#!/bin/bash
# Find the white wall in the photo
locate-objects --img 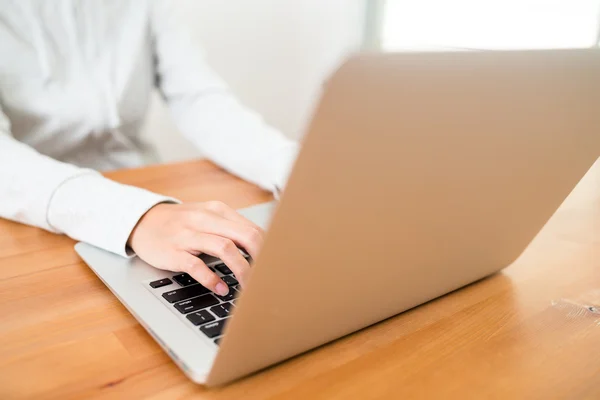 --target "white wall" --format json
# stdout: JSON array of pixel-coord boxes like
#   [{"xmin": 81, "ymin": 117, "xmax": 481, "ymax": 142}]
[
  {"xmin": 143, "ymin": 0, "xmax": 367, "ymax": 163},
  {"xmin": 381, "ymin": 0, "xmax": 600, "ymax": 51}
]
